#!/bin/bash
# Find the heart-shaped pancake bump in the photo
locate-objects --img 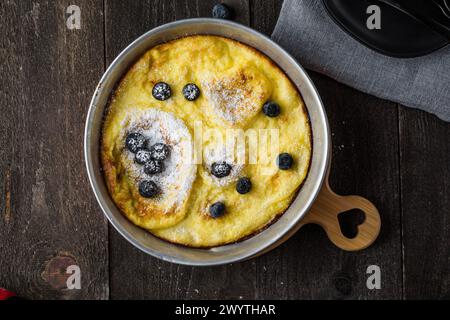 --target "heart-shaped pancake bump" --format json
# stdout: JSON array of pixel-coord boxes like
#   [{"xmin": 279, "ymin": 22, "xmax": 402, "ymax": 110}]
[
  {"xmin": 102, "ymin": 107, "xmax": 197, "ymax": 230},
  {"xmin": 202, "ymin": 67, "xmax": 272, "ymax": 127}
]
